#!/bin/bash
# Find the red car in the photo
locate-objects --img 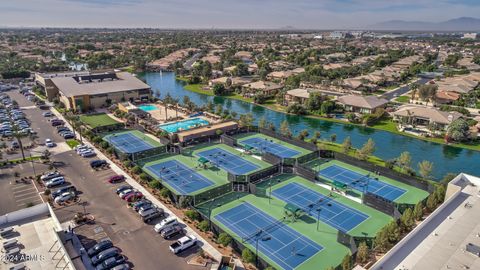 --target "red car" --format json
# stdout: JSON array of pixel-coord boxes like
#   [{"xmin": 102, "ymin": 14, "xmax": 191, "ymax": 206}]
[
  {"xmin": 108, "ymin": 174, "xmax": 125, "ymax": 183},
  {"xmin": 124, "ymin": 192, "xmax": 143, "ymax": 202}
]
